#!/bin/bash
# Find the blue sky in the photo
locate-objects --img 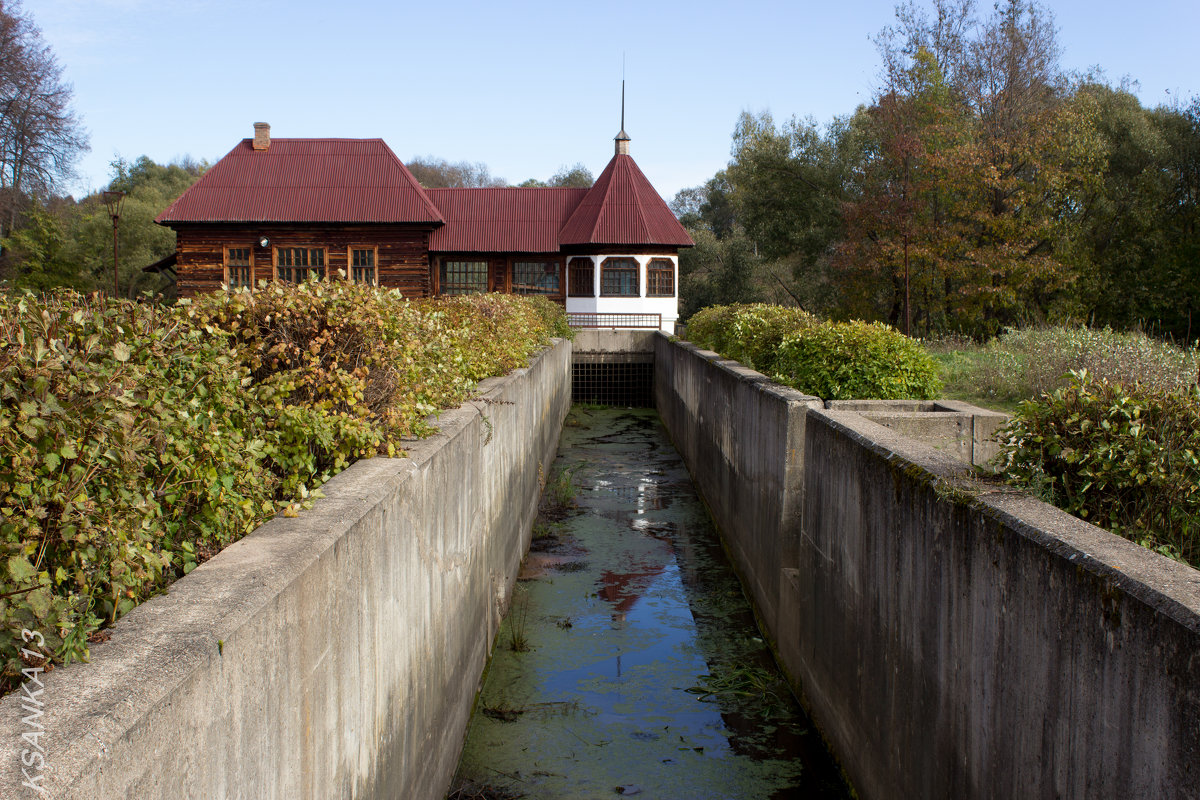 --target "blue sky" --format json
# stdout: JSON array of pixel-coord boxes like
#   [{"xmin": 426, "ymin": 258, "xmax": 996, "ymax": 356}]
[{"xmin": 31, "ymin": 0, "xmax": 1200, "ymax": 203}]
